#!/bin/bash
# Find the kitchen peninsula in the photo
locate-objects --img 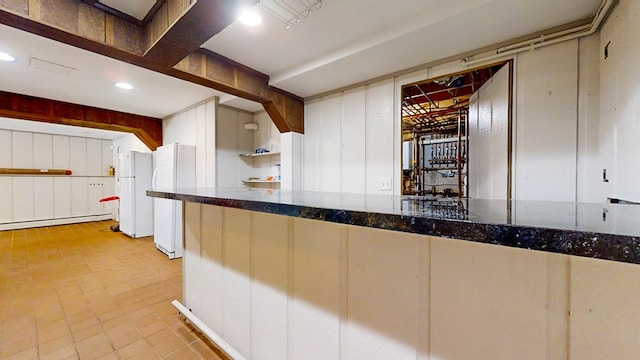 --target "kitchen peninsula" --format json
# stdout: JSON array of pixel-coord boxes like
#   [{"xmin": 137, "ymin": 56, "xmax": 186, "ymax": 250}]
[{"xmin": 148, "ymin": 187, "xmax": 640, "ymax": 359}]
